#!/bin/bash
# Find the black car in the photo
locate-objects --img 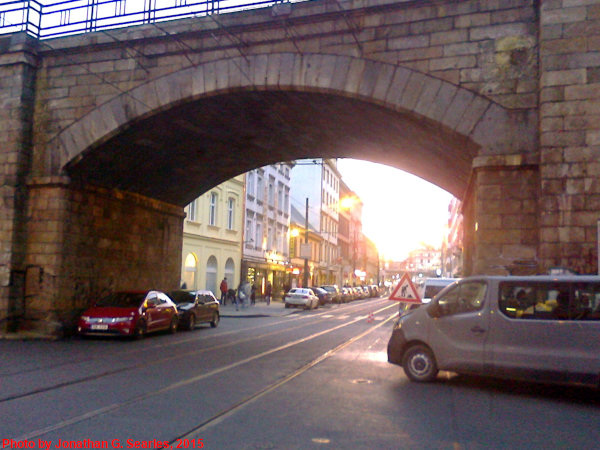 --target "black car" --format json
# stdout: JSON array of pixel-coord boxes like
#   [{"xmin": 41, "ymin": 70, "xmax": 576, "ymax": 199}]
[
  {"xmin": 168, "ymin": 290, "xmax": 220, "ymax": 330},
  {"xmin": 313, "ymin": 287, "xmax": 332, "ymax": 306},
  {"xmin": 320, "ymin": 285, "xmax": 341, "ymax": 303}
]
